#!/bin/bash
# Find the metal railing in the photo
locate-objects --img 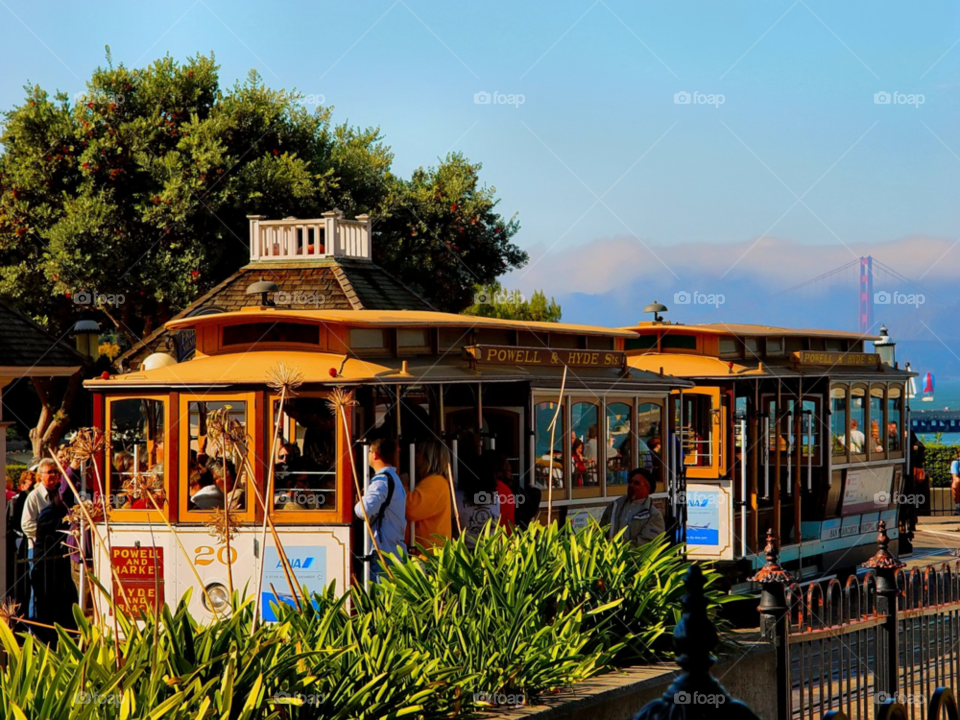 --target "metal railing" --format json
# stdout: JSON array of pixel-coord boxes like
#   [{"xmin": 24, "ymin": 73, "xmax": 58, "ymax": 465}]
[
  {"xmin": 756, "ymin": 524, "xmax": 960, "ymax": 720},
  {"xmin": 247, "ymin": 211, "xmax": 372, "ymax": 262}
]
